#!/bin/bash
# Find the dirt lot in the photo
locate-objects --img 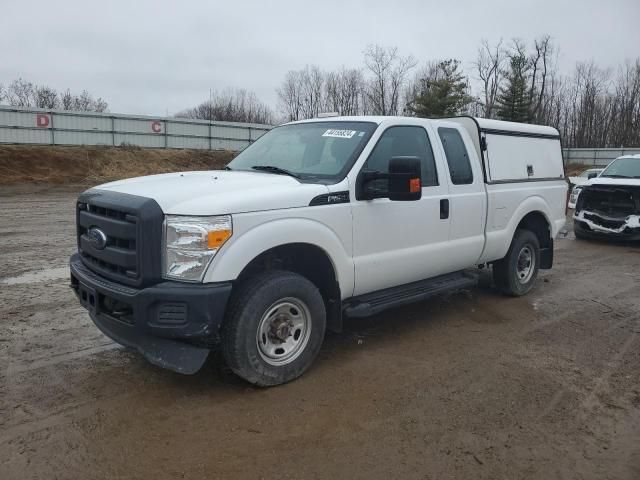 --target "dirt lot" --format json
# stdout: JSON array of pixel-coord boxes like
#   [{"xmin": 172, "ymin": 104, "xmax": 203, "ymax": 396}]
[{"xmin": 1, "ymin": 185, "xmax": 639, "ymax": 480}]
